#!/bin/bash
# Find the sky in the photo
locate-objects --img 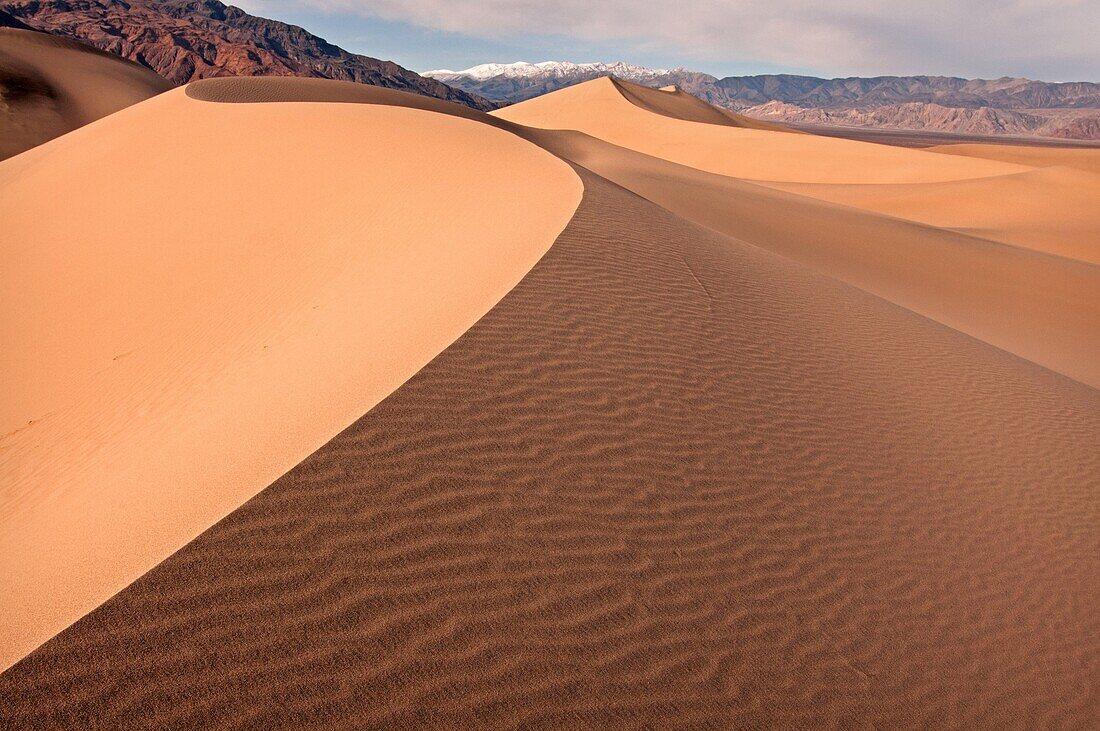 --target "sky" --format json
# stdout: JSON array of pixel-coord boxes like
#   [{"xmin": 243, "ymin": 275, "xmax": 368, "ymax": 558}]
[{"xmin": 233, "ymin": 0, "xmax": 1100, "ymax": 81}]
